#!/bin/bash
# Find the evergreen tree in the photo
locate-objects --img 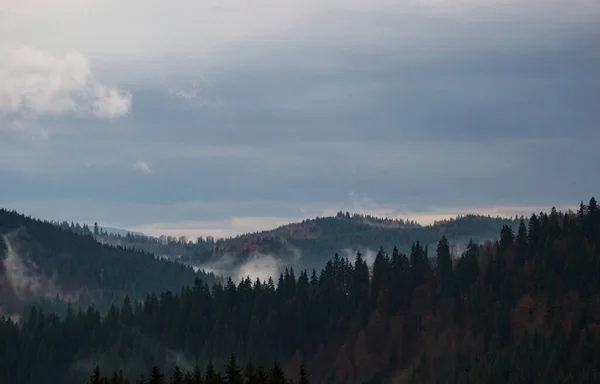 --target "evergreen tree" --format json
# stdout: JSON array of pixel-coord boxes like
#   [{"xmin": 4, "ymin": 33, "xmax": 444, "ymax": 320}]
[
  {"xmin": 268, "ymin": 361, "xmax": 286, "ymax": 384},
  {"xmin": 171, "ymin": 365, "xmax": 184, "ymax": 384},
  {"xmin": 205, "ymin": 361, "xmax": 221, "ymax": 384},
  {"xmin": 91, "ymin": 365, "xmax": 102, "ymax": 384},
  {"xmin": 150, "ymin": 366, "xmax": 165, "ymax": 384},
  {"xmin": 436, "ymin": 236, "xmax": 453, "ymax": 297},
  {"xmin": 224, "ymin": 354, "xmax": 243, "ymax": 384},
  {"xmin": 299, "ymin": 365, "xmax": 309, "ymax": 384},
  {"xmin": 192, "ymin": 366, "xmax": 203, "ymax": 384}
]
